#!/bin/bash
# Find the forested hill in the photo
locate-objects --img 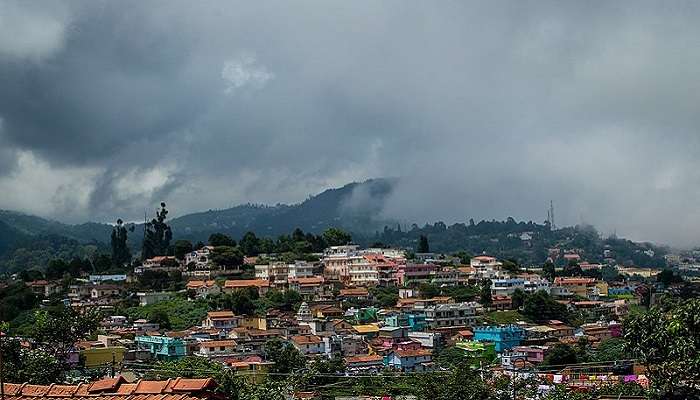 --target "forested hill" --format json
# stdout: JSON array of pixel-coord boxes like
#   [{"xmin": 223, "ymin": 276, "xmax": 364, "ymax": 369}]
[
  {"xmin": 0, "ymin": 178, "xmax": 669, "ymax": 271},
  {"xmin": 358, "ymin": 220, "xmax": 669, "ymax": 268},
  {"xmin": 0, "ymin": 210, "xmax": 113, "ymax": 243},
  {"xmin": 169, "ymin": 178, "xmax": 398, "ymax": 242},
  {"xmin": 0, "ymin": 179, "xmax": 399, "ymax": 272}
]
